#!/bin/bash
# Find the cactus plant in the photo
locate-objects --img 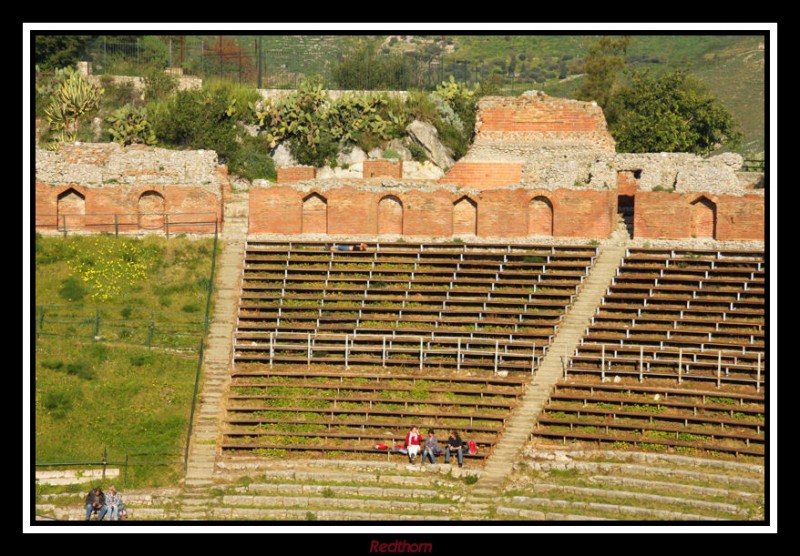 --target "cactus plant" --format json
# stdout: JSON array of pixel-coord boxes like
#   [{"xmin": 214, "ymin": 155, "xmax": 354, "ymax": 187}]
[
  {"xmin": 44, "ymin": 71, "xmax": 103, "ymax": 143},
  {"xmin": 106, "ymin": 104, "xmax": 157, "ymax": 146}
]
